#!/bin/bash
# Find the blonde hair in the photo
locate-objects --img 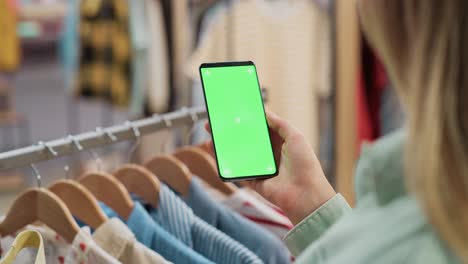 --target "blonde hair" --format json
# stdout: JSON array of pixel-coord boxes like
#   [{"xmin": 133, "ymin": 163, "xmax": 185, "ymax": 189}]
[{"xmin": 359, "ymin": 0, "xmax": 468, "ymax": 260}]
